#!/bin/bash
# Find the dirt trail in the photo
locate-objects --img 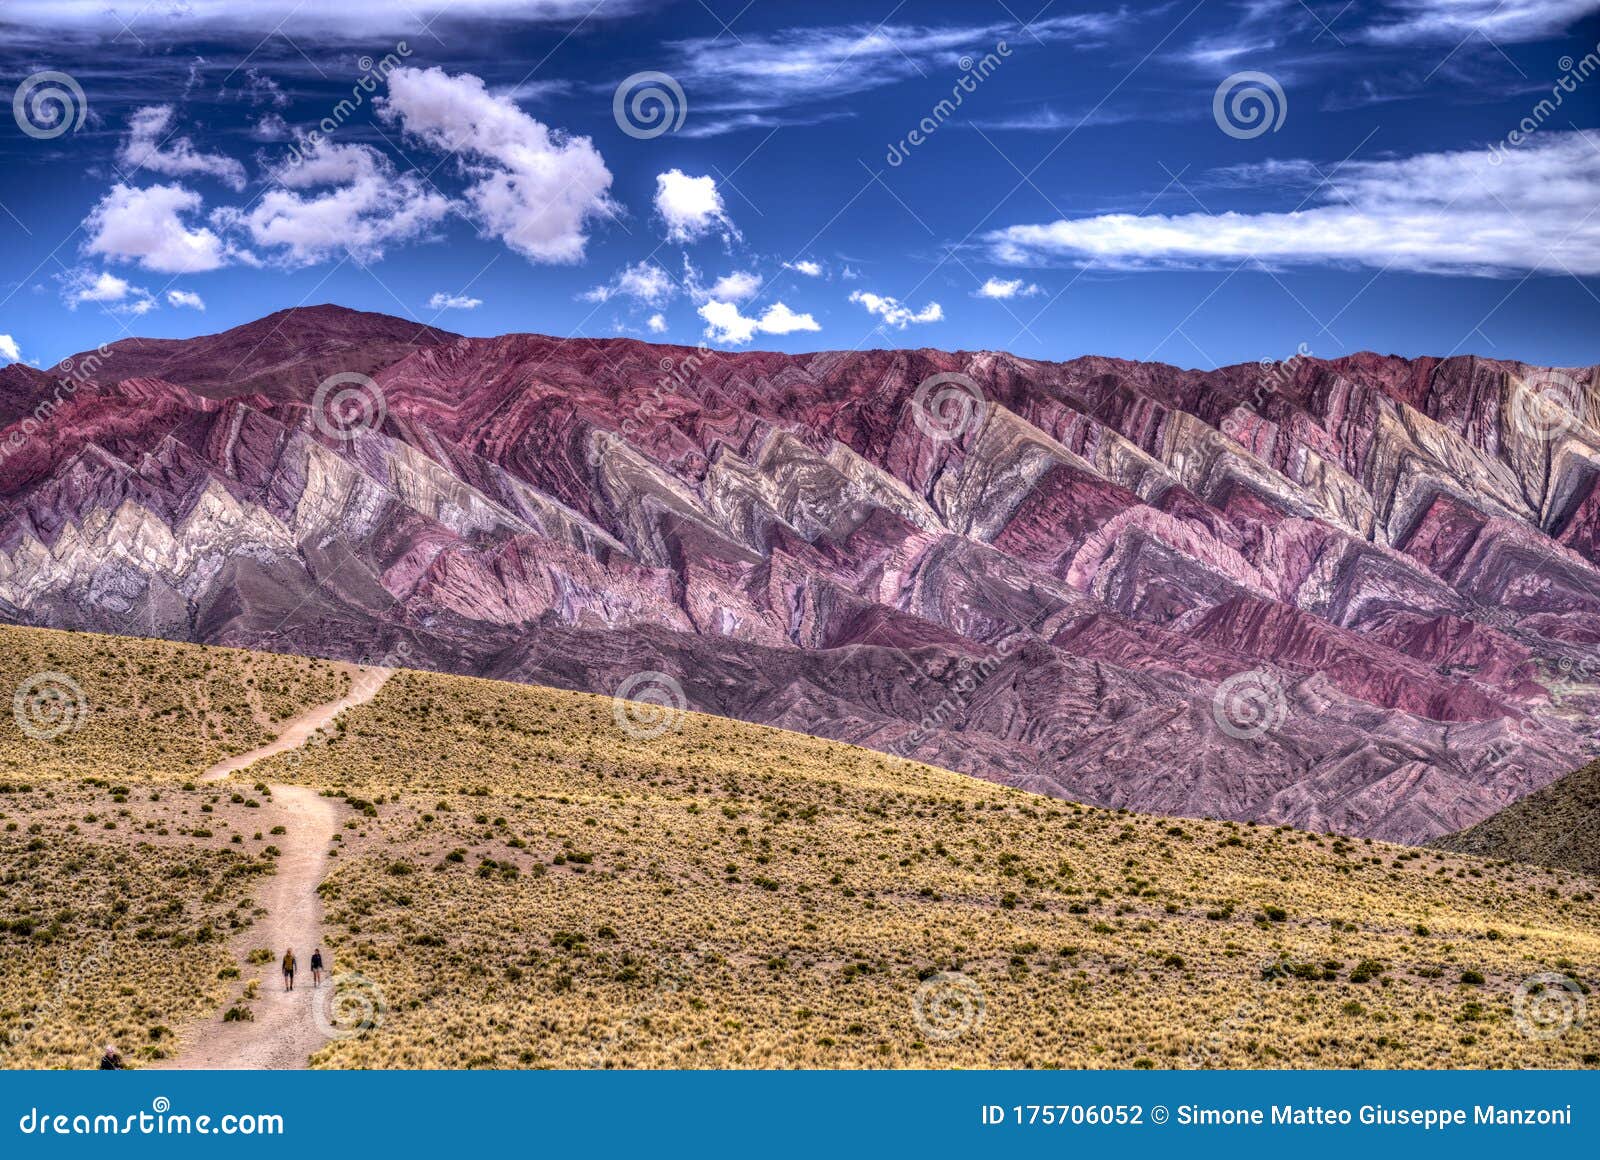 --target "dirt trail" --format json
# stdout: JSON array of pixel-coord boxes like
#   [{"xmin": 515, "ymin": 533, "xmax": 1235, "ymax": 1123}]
[{"xmin": 162, "ymin": 667, "xmax": 391, "ymax": 1070}]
